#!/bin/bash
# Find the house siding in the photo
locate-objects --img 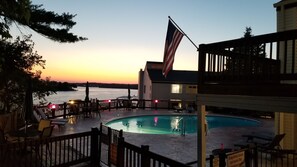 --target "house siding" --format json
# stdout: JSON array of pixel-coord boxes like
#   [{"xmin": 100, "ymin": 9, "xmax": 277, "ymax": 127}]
[
  {"xmin": 139, "ymin": 61, "xmax": 198, "ymax": 109},
  {"xmin": 151, "ymin": 83, "xmax": 197, "ymax": 109},
  {"xmin": 275, "ymin": 0, "xmax": 297, "ymax": 150},
  {"xmin": 276, "ymin": 1, "xmax": 297, "ymax": 74}
]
